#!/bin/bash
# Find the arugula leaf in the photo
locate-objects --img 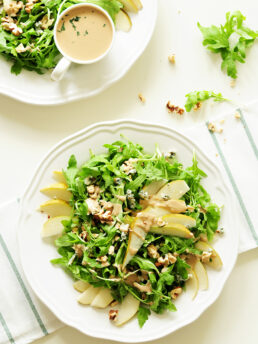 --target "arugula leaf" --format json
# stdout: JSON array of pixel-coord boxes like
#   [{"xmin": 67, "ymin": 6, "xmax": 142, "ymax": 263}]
[
  {"xmin": 184, "ymin": 90, "xmax": 227, "ymax": 112},
  {"xmin": 137, "ymin": 305, "xmax": 151, "ymax": 328},
  {"xmin": 130, "ymin": 256, "xmax": 159, "ymax": 273},
  {"xmin": 198, "ymin": 11, "xmax": 258, "ymax": 78}
]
